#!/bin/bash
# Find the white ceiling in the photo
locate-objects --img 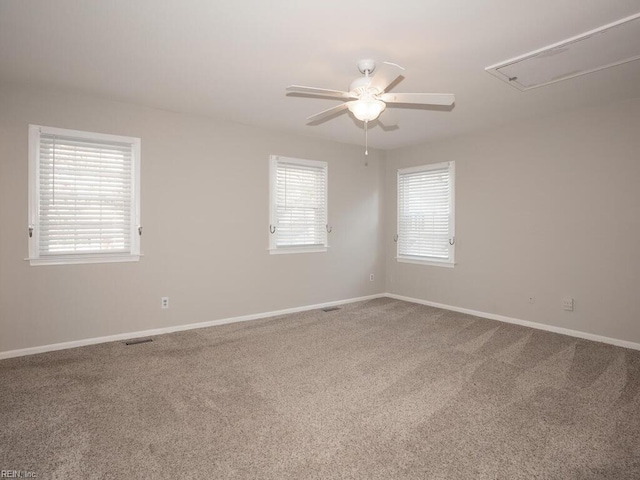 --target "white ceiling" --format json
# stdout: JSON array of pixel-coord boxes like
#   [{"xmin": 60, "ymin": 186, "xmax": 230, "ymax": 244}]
[{"xmin": 1, "ymin": 0, "xmax": 639, "ymax": 150}]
